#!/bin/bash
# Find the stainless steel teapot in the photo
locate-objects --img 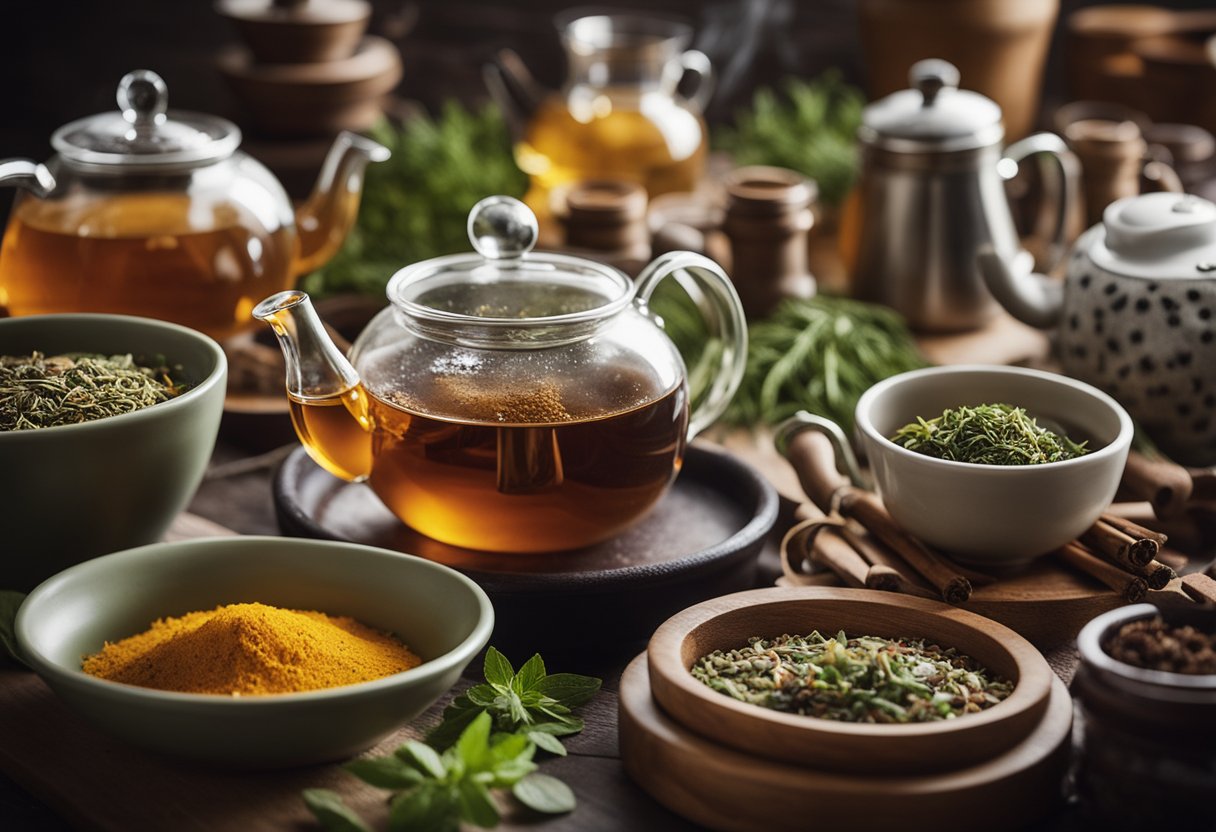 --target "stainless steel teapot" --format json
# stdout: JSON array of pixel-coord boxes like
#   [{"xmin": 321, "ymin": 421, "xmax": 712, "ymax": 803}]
[{"xmin": 851, "ymin": 59, "xmax": 1079, "ymax": 333}]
